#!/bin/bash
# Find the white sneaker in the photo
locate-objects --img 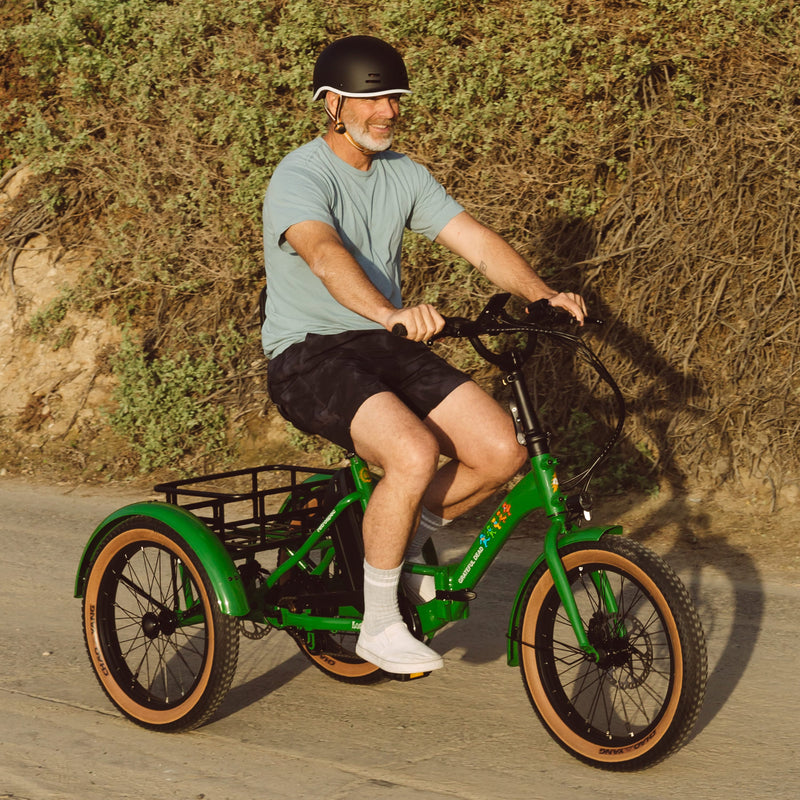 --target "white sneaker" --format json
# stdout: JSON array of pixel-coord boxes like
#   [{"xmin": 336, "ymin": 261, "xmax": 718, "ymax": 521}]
[{"xmin": 356, "ymin": 622, "xmax": 443, "ymax": 674}]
